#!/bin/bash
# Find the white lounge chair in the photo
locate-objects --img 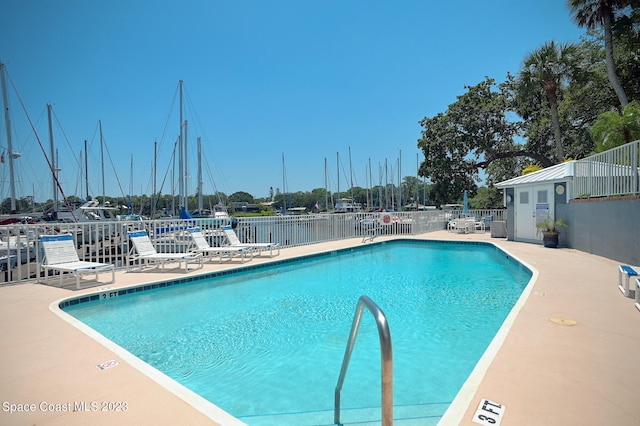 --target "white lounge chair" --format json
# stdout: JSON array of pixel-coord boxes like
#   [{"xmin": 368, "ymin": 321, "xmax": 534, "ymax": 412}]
[
  {"xmin": 473, "ymin": 219, "xmax": 486, "ymax": 233},
  {"xmin": 221, "ymin": 225, "xmax": 280, "ymax": 257},
  {"xmin": 127, "ymin": 230, "xmax": 203, "ymax": 272},
  {"xmin": 448, "ymin": 219, "xmax": 472, "ymax": 234},
  {"xmin": 187, "ymin": 227, "xmax": 253, "ymax": 263},
  {"xmin": 39, "ymin": 234, "xmax": 115, "ymax": 289},
  {"xmin": 360, "ymin": 218, "xmax": 380, "ymax": 243},
  {"xmin": 635, "ymin": 278, "xmax": 640, "ymax": 312},
  {"xmin": 618, "ymin": 265, "xmax": 639, "ymax": 297}
]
